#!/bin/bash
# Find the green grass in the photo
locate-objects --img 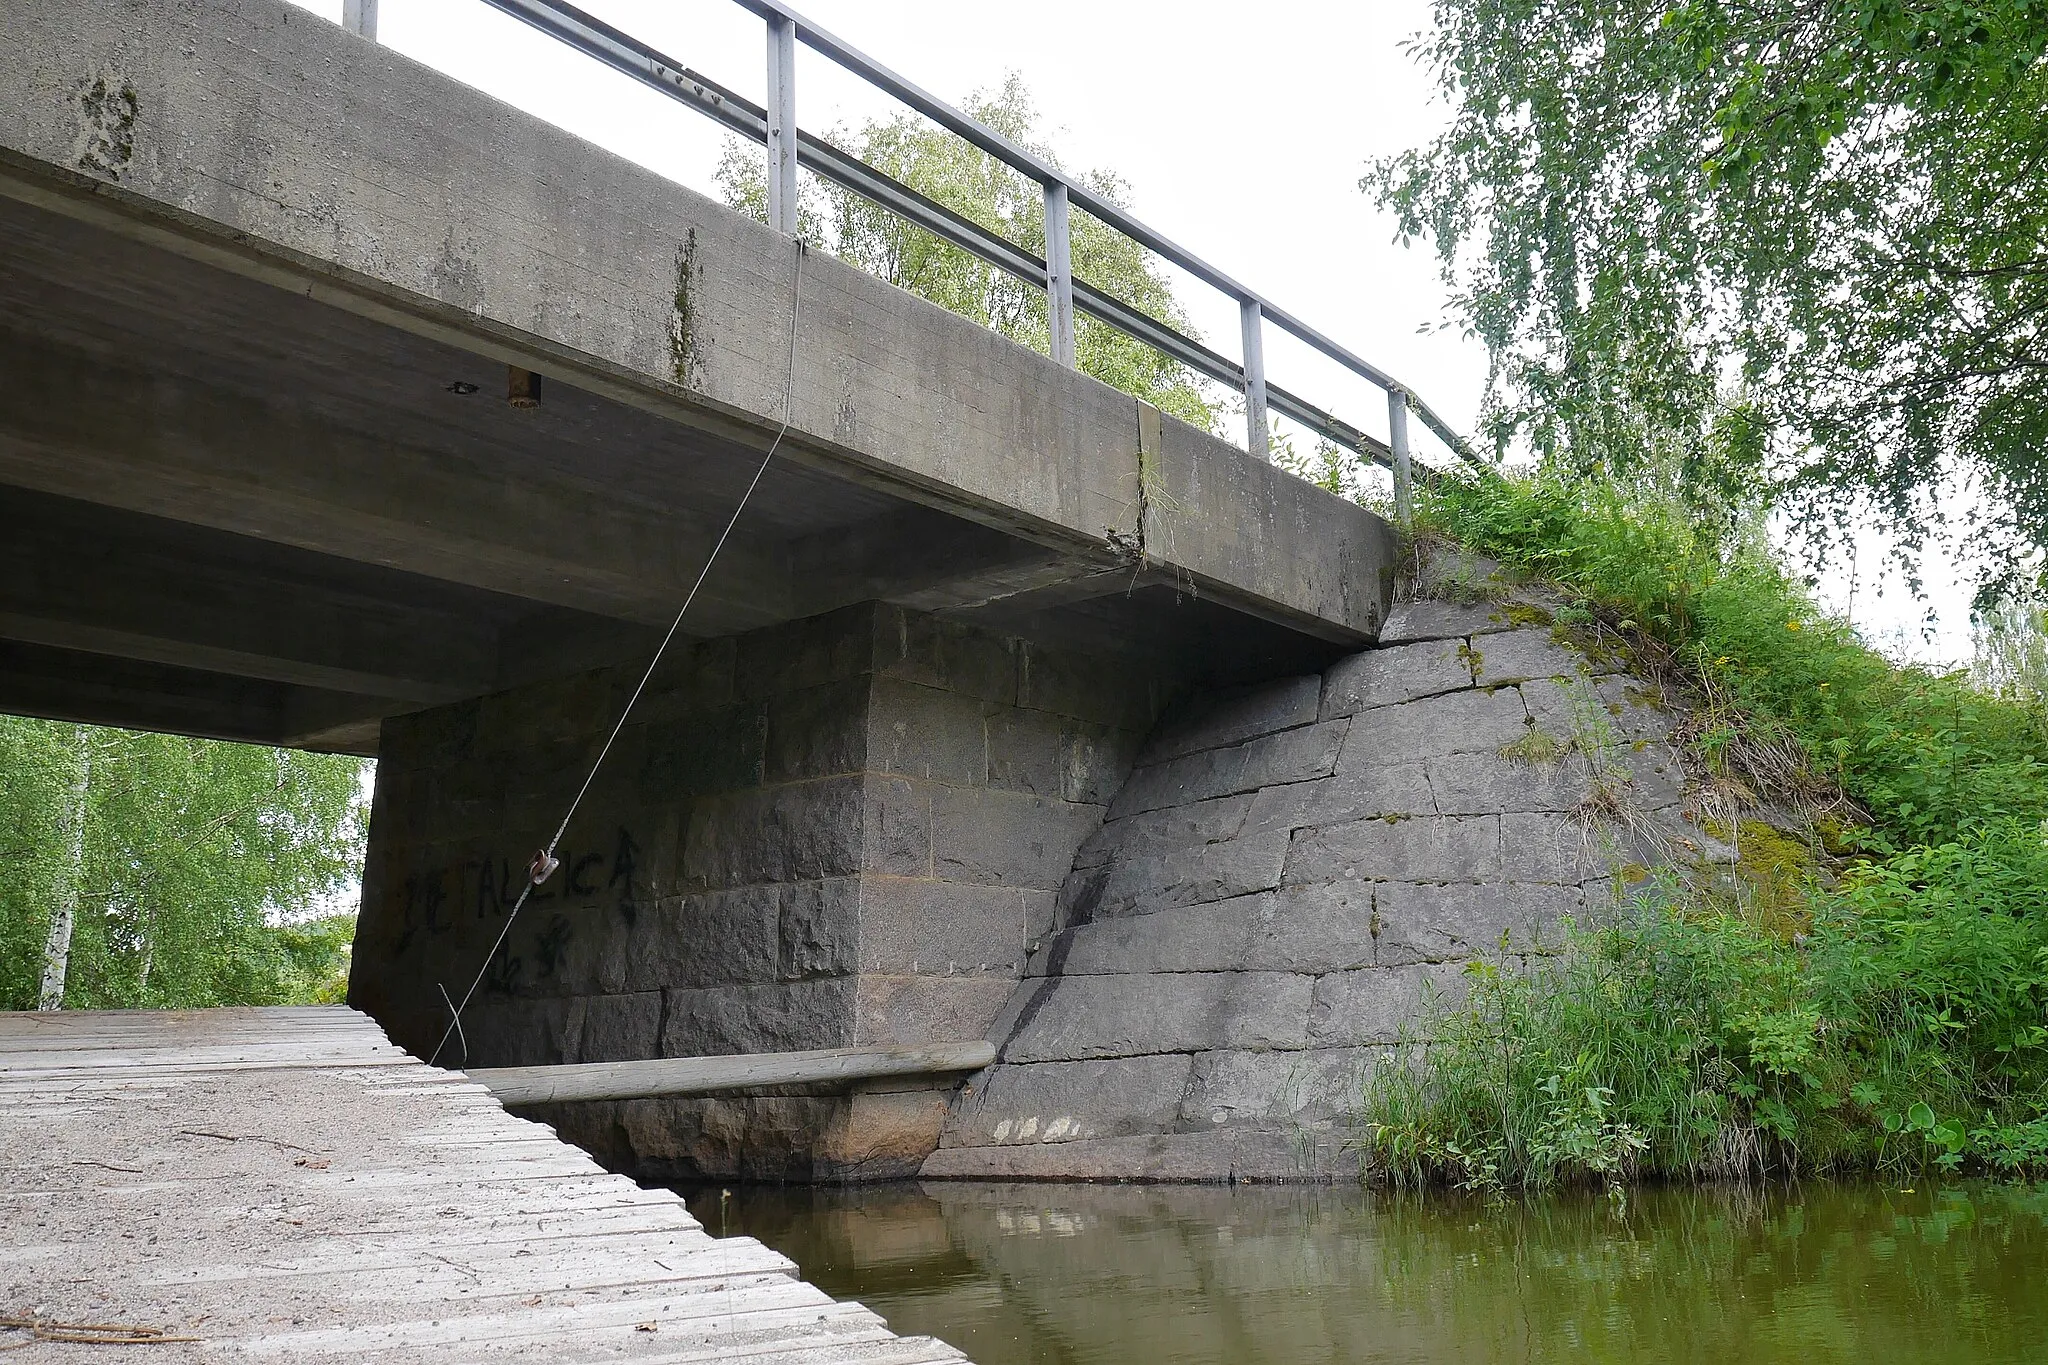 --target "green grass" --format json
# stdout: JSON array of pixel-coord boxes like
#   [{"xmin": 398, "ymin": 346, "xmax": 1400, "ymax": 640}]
[{"xmin": 1357, "ymin": 468, "xmax": 2048, "ymax": 1190}]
